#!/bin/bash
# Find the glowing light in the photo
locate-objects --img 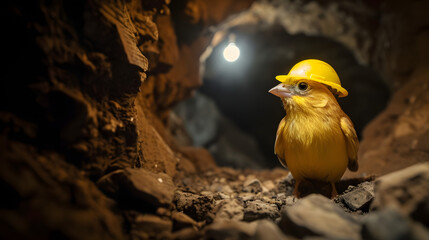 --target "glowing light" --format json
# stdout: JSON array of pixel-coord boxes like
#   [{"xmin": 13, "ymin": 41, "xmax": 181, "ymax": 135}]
[{"xmin": 223, "ymin": 42, "xmax": 240, "ymax": 62}]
